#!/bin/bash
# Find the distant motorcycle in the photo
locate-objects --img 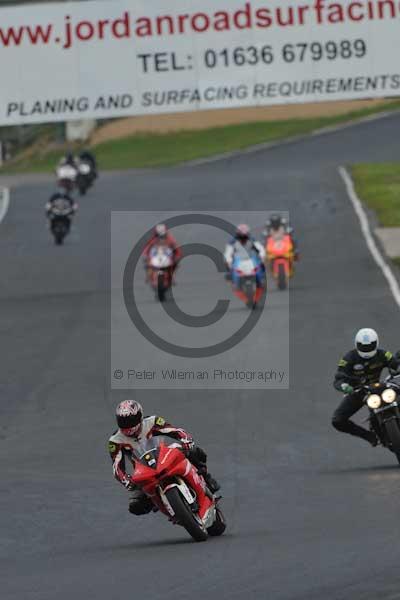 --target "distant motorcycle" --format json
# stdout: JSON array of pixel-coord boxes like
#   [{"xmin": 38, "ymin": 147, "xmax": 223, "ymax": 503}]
[
  {"xmin": 47, "ymin": 196, "xmax": 75, "ymax": 245},
  {"xmin": 266, "ymin": 234, "xmax": 294, "ymax": 290},
  {"xmin": 363, "ymin": 375, "xmax": 400, "ymax": 465},
  {"xmin": 76, "ymin": 160, "xmax": 96, "ymax": 196},
  {"xmin": 148, "ymin": 244, "xmax": 174, "ymax": 302},
  {"xmin": 56, "ymin": 164, "xmax": 77, "ymax": 194},
  {"xmin": 130, "ymin": 435, "xmax": 226, "ymax": 542},
  {"xmin": 231, "ymin": 251, "xmax": 266, "ymax": 309}
]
